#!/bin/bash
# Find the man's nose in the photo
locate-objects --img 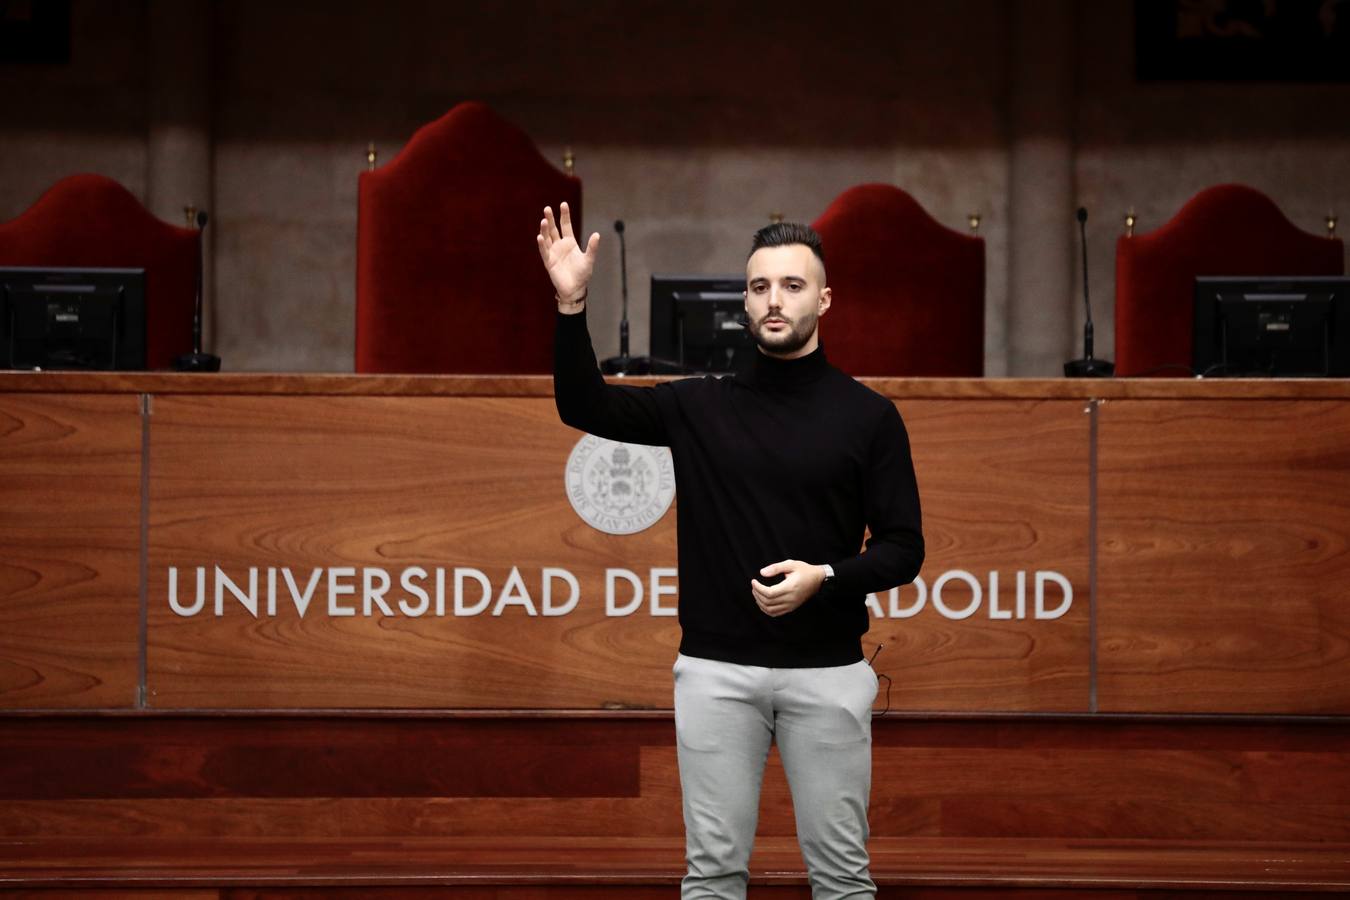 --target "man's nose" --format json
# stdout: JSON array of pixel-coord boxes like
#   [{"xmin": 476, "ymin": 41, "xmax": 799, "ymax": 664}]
[{"xmin": 767, "ymin": 287, "xmax": 783, "ymax": 309}]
